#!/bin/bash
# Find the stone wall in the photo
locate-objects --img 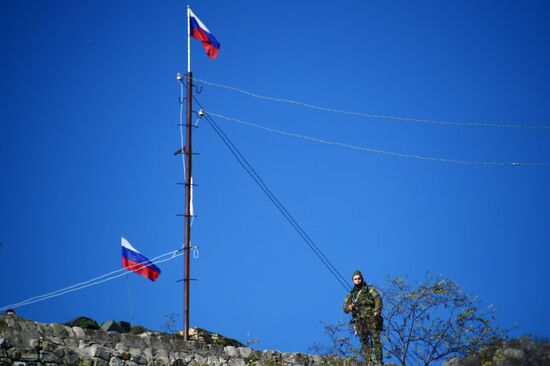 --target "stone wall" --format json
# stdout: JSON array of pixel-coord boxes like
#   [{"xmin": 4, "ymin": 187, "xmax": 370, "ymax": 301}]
[
  {"xmin": 0, "ymin": 315, "xmax": 362, "ymax": 366},
  {"xmin": 442, "ymin": 337, "xmax": 550, "ymax": 366}
]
